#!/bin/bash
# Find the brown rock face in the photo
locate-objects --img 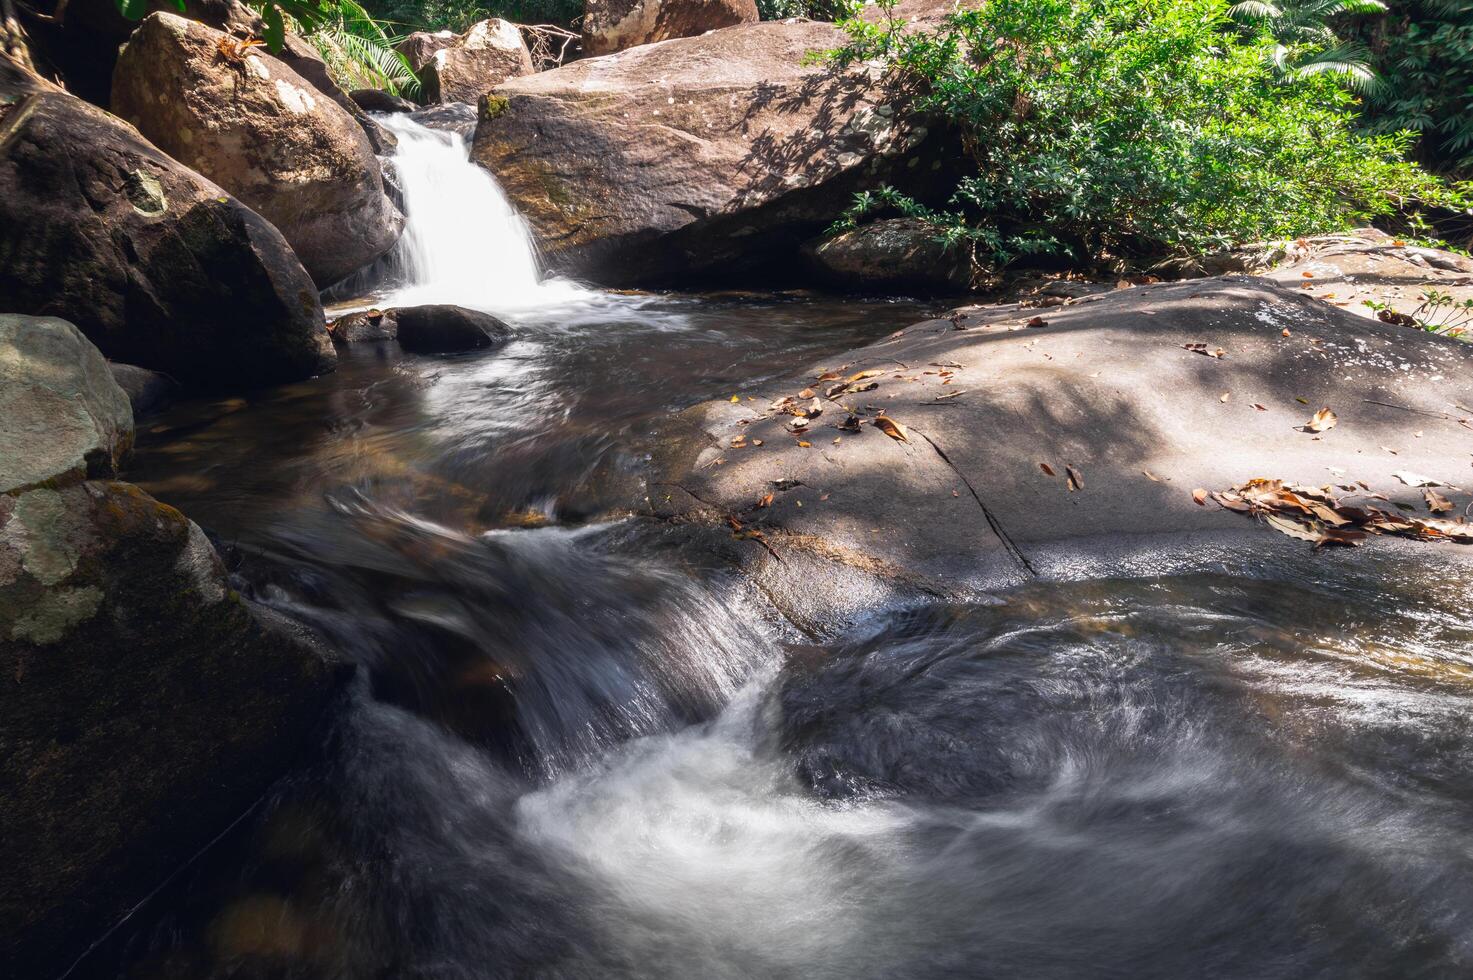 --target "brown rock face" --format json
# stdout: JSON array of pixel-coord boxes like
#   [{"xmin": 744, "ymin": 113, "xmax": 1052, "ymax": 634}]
[
  {"xmin": 804, "ymin": 217, "xmax": 971, "ymax": 295},
  {"xmin": 471, "ymin": 21, "xmax": 942, "ymax": 285},
  {"xmin": 582, "ymin": 0, "xmax": 758, "ymax": 56},
  {"xmin": 418, "ymin": 19, "xmax": 533, "ymax": 105},
  {"xmin": 397, "ymin": 28, "xmax": 460, "ymax": 72},
  {"xmin": 111, "ymin": 12, "xmax": 404, "ymax": 287},
  {"xmin": 0, "ymin": 61, "xmax": 336, "ymax": 391},
  {"xmin": 0, "ymin": 319, "xmax": 348, "ymax": 978}
]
